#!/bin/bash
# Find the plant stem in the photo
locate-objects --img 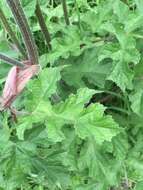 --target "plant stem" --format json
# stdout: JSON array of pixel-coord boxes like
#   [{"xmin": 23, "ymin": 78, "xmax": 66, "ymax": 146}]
[
  {"xmin": 35, "ymin": 2, "xmax": 52, "ymax": 50},
  {"xmin": 0, "ymin": 53, "xmax": 26, "ymax": 68},
  {"xmin": 49, "ymin": 0, "xmax": 54, "ymax": 7},
  {"xmin": 132, "ymin": 33, "xmax": 143, "ymax": 39},
  {"xmin": 61, "ymin": 0, "xmax": 70, "ymax": 25},
  {"xmin": 107, "ymin": 106, "xmax": 130, "ymax": 115},
  {"xmin": 75, "ymin": 0, "xmax": 81, "ymax": 30},
  {"xmin": 102, "ymin": 90, "xmax": 124, "ymax": 101},
  {"xmin": 6, "ymin": 0, "xmax": 39, "ymax": 65},
  {"xmin": 0, "ymin": 8, "xmax": 26, "ymax": 58}
]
